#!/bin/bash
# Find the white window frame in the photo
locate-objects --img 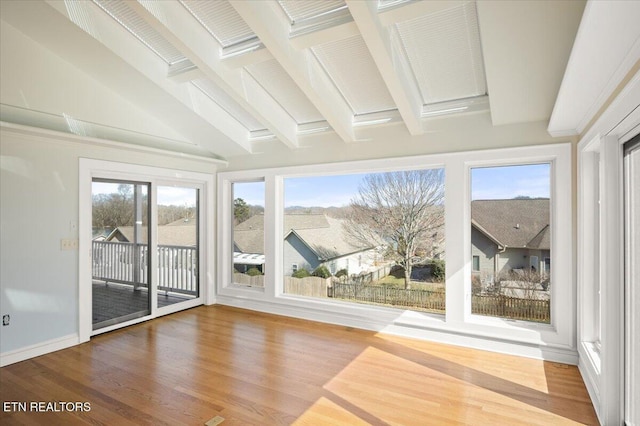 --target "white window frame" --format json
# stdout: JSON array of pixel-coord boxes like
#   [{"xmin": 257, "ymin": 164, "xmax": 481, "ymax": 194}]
[
  {"xmin": 216, "ymin": 143, "xmax": 574, "ymax": 362},
  {"xmin": 576, "ymin": 71, "xmax": 639, "ymax": 425}
]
